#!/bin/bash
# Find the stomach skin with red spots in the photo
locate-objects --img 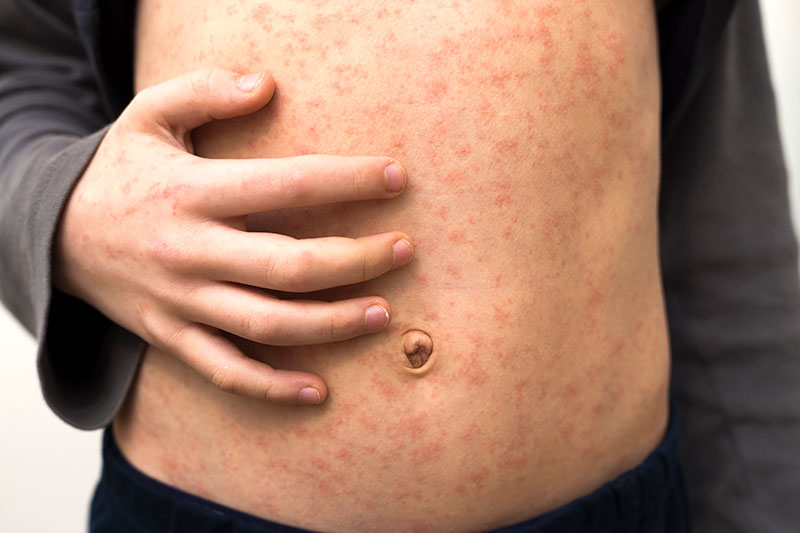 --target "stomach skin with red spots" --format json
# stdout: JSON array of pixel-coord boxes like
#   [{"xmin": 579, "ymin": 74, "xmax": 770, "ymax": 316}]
[{"xmin": 116, "ymin": 1, "xmax": 670, "ymax": 531}]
